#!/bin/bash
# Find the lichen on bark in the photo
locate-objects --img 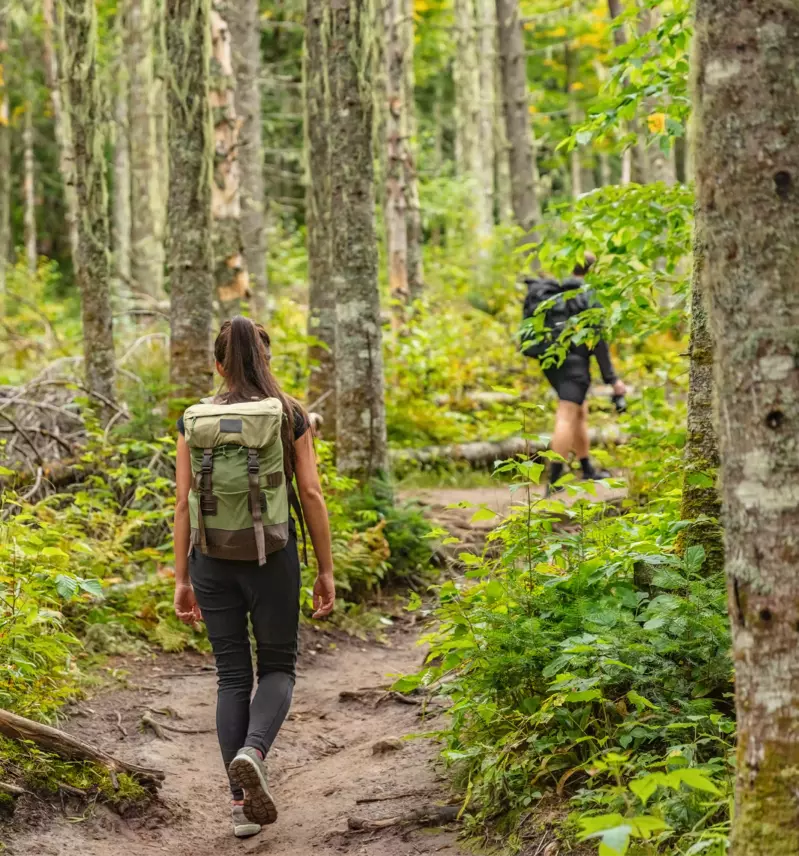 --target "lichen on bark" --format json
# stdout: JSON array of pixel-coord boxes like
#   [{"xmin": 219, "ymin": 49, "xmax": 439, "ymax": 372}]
[{"xmin": 694, "ymin": 1, "xmax": 799, "ymax": 851}]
